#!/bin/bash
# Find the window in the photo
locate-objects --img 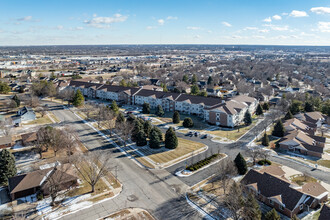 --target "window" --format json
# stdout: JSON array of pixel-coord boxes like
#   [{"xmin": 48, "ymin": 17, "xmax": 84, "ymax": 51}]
[{"xmin": 300, "ymin": 204, "xmax": 303, "ymax": 210}]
